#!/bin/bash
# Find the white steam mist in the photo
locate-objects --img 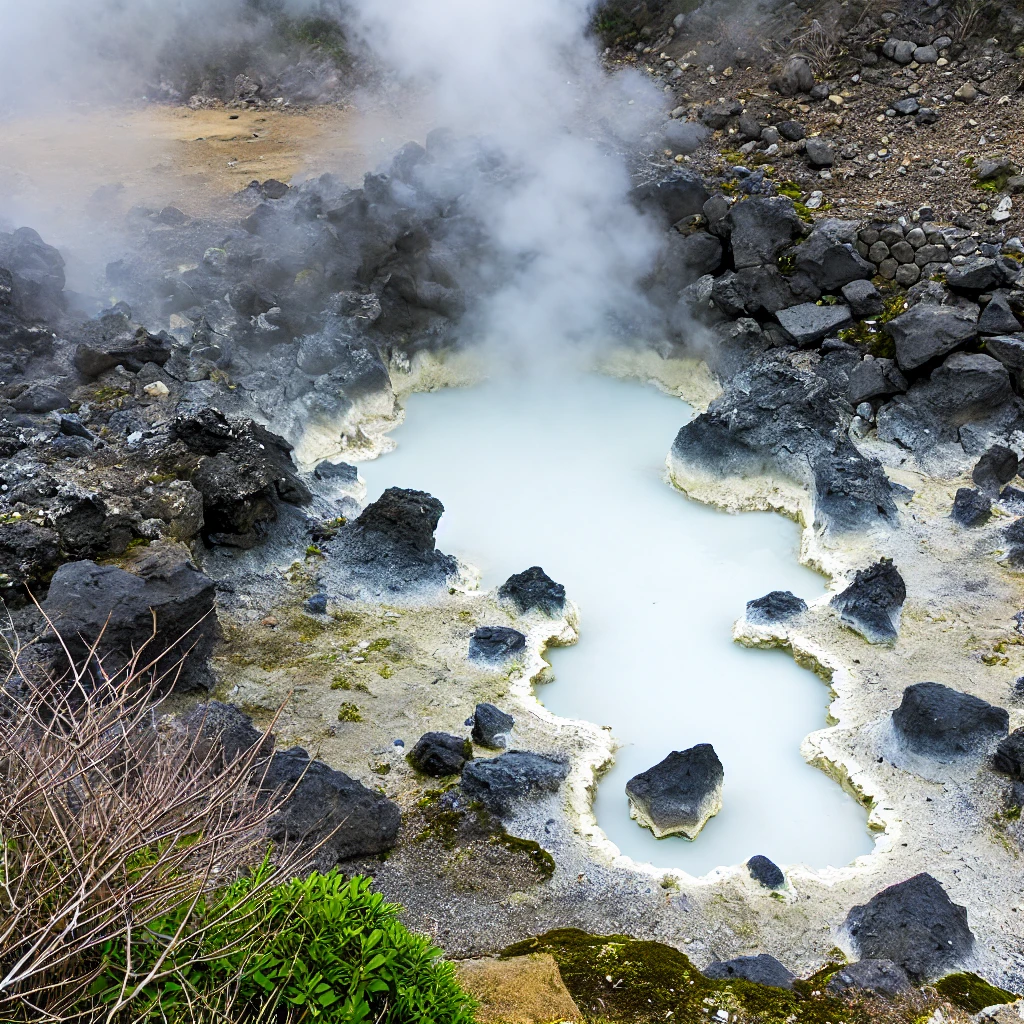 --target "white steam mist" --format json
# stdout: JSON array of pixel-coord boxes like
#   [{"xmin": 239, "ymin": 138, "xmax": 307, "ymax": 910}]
[{"xmin": 345, "ymin": 0, "xmax": 669, "ymax": 364}]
